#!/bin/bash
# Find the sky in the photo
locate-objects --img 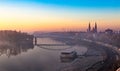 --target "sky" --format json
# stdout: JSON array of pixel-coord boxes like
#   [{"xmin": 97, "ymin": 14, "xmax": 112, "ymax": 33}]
[{"xmin": 0, "ymin": 0, "xmax": 120, "ymax": 32}]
